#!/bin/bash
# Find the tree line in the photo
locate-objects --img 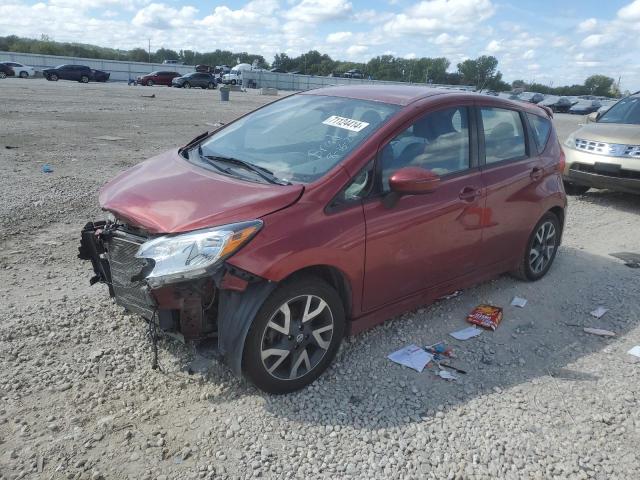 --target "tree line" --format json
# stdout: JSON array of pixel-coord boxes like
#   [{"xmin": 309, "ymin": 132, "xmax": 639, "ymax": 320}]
[{"xmin": 0, "ymin": 35, "xmax": 619, "ymax": 96}]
